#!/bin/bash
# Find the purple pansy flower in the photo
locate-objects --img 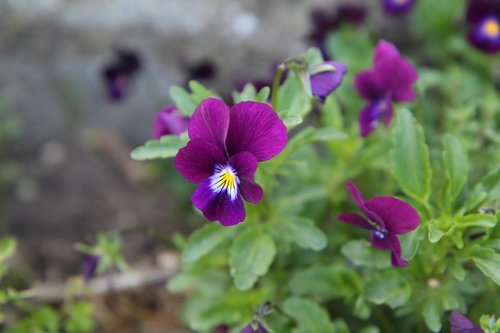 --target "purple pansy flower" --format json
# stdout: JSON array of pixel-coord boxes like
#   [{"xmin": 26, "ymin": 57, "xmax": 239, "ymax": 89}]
[
  {"xmin": 82, "ymin": 255, "xmax": 100, "ymax": 282},
  {"xmin": 450, "ymin": 311, "xmax": 484, "ymax": 333},
  {"xmin": 382, "ymin": 0, "xmax": 417, "ymax": 15},
  {"xmin": 307, "ymin": 4, "xmax": 366, "ymax": 58},
  {"xmin": 175, "ymin": 98, "xmax": 287, "ymax": 226},
  {"xmin": 337, "ymin": 181, "xmax": 420, "ymax": 267},
  {"xmin": 466, "ymin": 0, "xmax": 500, "ymax": 54},
  {"xmin": 354, "ymin": 40, "xmax": 418, "ymax": 137},
  {"xmin": 101, "ymin": 49, "xmax": 142, "ymax": 101},
  {"xmin": 310, "ymin": 61, "xmax": 348, "ymax": 100},
  {"xmin": 153, "ymin": 105, "xmax": 190, "ymax": 139},
  {"xmin": 241, "ymin": 323, "xmax": 267, "ymax": 333}
]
